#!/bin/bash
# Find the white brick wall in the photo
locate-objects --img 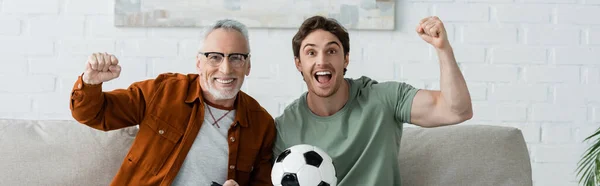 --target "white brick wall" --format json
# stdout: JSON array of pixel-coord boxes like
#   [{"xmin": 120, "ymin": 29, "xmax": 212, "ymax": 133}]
[
  {"xmin": 491, "ymin": 47, "xmax": 547, "ymax": 64},
  {"xmin": 462, "ymin": 25, "xmax": 518, "ymax": 44},
  {"xmin": 0, "ymin": 38, "xmax": 54, "ymax": 56},
  {"xmin": 0, "ymin": 17, "xmax": 21, "ymax": 35},
  {"xmin": 524, "ymin": 66, "xmax": 580, "ymax": 83},
  {"xmin": 63, "ymin": 0, "xmax": 111, "ymax": 15},
  {"xmin": 557, "ymin": 6, "xmax": 600, "ymax": 25},
  {"xmin": 0, "ymin": 0, "xmax": 597, "ymax": 185},
  {"xmin": 555, "ymin": 47, "xmax": 600, "ymax": 64},
  {"xmin": 590, "ymin": 27, "xmax": 600, "ymax": 45},
  {"xmin": 494, "ymin": 4, "xmax": 552, "ymax": 23},
  {"xmin": 435, "ymin": 4, "xmax": 489, "ymax": 22},
  {"xmin": 463, "ymin": 64, "xmax": 520, "ymax": 82},
  {"xmin": 28, "ymin": 16, "xmax": 85, "ymax": 37},
  {"xmin": 525, "ymin": 26, "xmax": 580, "ymax": 45},
  {"xmin": 587, "ymin": 0, "xmax": 600, "ymax": 4},
  {"xmin": 2, "ymin": 0, "xmax": 59, "ymax": 14}
]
